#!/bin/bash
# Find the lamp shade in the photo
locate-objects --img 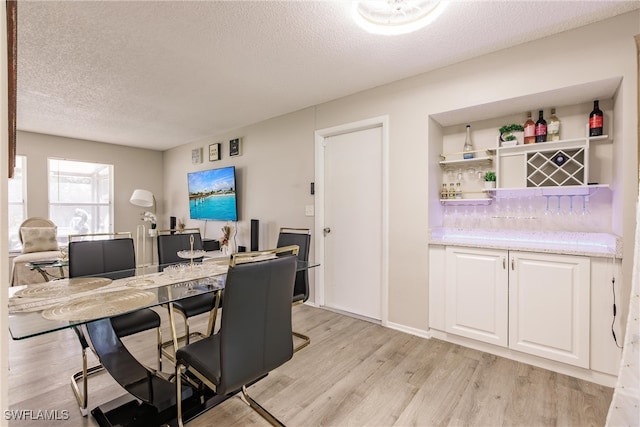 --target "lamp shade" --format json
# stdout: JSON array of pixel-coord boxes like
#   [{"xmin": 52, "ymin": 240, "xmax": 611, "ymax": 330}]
[{"xmin": 129, "ymin": 189, "xmax": 155, "ymax": 208}]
